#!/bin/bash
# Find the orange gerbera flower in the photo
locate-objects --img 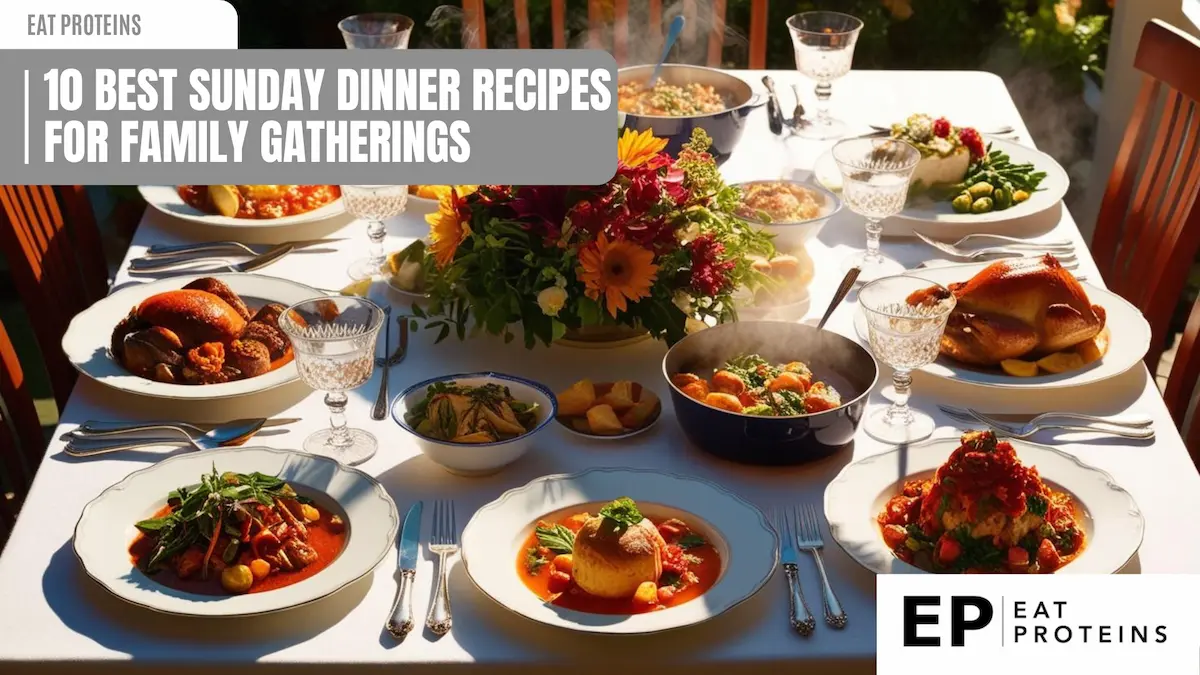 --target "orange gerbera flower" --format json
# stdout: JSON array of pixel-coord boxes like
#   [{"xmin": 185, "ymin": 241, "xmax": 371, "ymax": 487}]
[
  {"xmin": 616, "ymin": 127, "xmax": 668, "ymax": 168},
  {"xmin": 577, "ymin": 233, "xmax": 658, "ymax": 317},
  {"xmin": 426, "ymin": 191, "xmax": 471, "ymax": 269}
]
